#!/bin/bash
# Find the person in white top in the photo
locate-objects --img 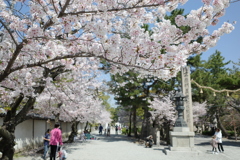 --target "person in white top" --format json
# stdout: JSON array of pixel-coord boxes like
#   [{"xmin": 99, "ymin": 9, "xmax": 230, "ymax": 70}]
[{"xmin": 214, "ymin": 128, "xmax": 224, "ymax": 152}]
